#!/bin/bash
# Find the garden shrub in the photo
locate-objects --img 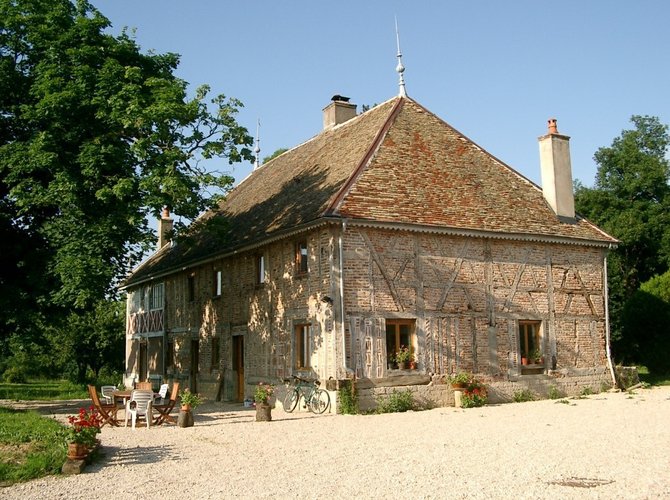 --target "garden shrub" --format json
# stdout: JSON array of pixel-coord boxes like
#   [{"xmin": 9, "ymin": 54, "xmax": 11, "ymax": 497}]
[
  {"xmin": 338, "ymin": 382, "xmax": 358, "ymax": 415},
  {"xmin": 548, "ymin": 385, "xmax": 561, "ymax": 400},
  {"xmin": 513, "ymin": 388, "xmax": 534, "ymax": 403},
  {"xmin": 376, "ymin": 389, "xmax": 414, "ymax": 413}
]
